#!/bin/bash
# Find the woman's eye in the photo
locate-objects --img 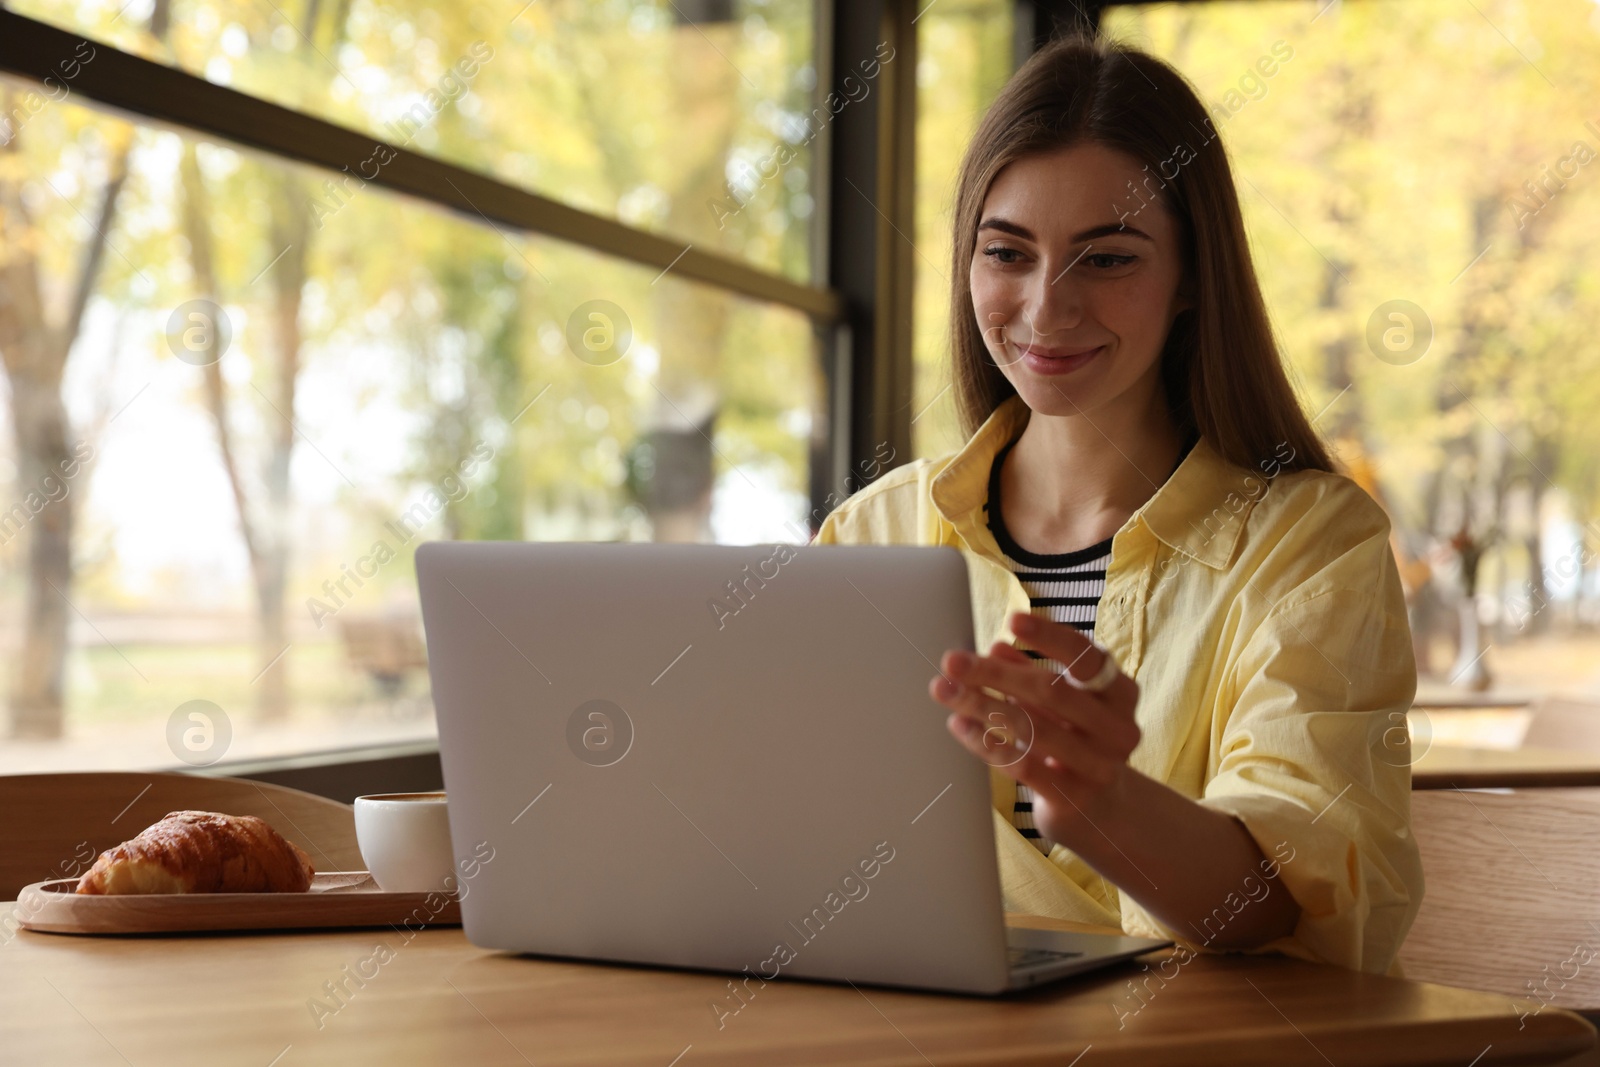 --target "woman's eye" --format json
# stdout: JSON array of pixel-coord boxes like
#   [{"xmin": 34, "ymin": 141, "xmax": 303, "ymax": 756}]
[
  {"xmin": 1086, "ymin": 253, "xmax": 1137, "ymax": 270},
  {"xmin": 982, "ymin": 246, "xmax": 1024, "ymax": 265}
]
